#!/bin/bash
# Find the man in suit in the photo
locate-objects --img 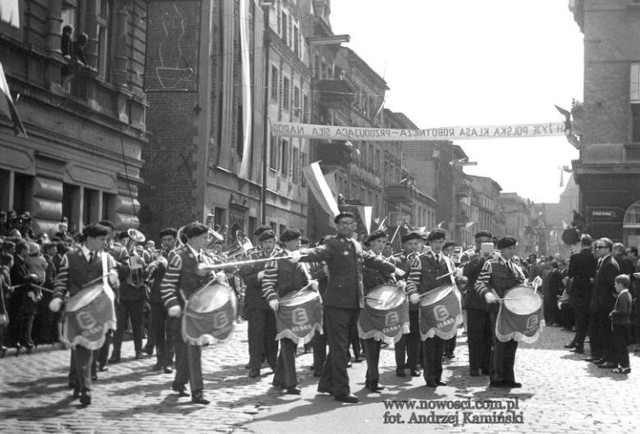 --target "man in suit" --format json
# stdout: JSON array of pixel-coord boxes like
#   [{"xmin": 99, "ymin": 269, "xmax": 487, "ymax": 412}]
[
  {"xmin": 462, "ymin": 231, "xmax": 494, "ymax": 376},
  {"xmin": 588, "ymin": 238, "xmax": 620, "ymax": 368},
  {"xmin": 565, "ymin": 234, "xmax": 597, "ymax": 354},
  {"xmin": 475, "ymin": 236, "xmax": 526, "ymax": 388},
  {"xmin": 291, "ymin": 212, "xmax": 402, "ymax": 403}
]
